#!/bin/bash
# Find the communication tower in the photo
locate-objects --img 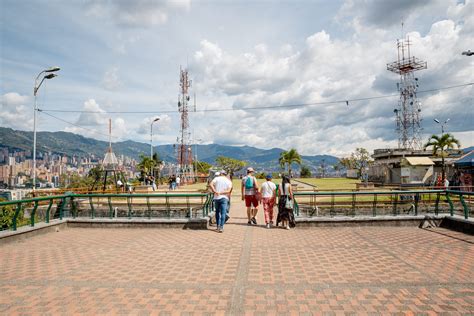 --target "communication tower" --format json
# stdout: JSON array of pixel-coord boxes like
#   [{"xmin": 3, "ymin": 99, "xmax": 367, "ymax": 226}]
[
  {"xmin": 387, "ymin": 35, "xmax": 427, "ymax": 150},
  {"xmin": 176, "ymin": 67, "xmax": 194, "ymax": 183}
]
